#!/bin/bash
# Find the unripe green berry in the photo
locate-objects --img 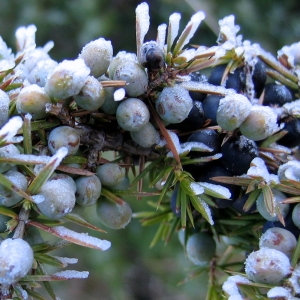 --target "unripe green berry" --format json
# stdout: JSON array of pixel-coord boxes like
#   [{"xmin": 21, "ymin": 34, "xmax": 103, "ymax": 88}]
[
  {"xmin": 16, "ymin": 84, "xmax": 51, "ymax": 119},
  {"xmin": 96, "ymin": 163, "xmax": 125, "ymax": 187},
  {"xmin": 79, "ymin": 38, "xmax": 113, "ymax": 78}
]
